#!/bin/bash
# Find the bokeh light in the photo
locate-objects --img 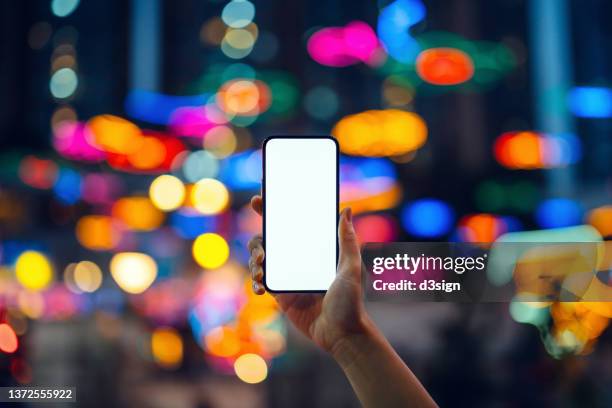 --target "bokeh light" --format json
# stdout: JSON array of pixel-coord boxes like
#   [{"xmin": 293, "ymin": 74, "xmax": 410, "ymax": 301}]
[
  {"xmin": 222, "ymin": 0, "xmax": 255, "ymax": 28},
  {"xmin": 587, "ymin": 206, "xmax": 612, "ymax": 237},
  {"xmin": 416, "ymin": 48, "xmax": 475, "ymax": 85},
  {"xmin": 182, "ymin": 150, "xmax": 219, "ymax": 182},
  {"xmin": 234, "ymin": 353, "xmax": 268, "ymax": 384},
  {"xmin": 304, "ymin": 86, "xmax": 339, "ymax": 120},
  {"xmin": 110, "ymin": 252, "xmax": 158, "ymax": 294},
  {"xmin": 377, "ymin": 0, "xmax": 425, "ymax": 63},
  {"xmin": 192, "ymin": 233, "xmax": 230, "ymax": 269},
  {"xmin": 149, "ymin": 175, "xmax": 186, "ymax": 211},
  {"xmin": 15, "ymin": 250, "xmax": 54, "ymax": 291},
  {"xmin": 568, "ymin": 86, "xmax": 612, "ymax": 118},
  {"xmin": 75, "ymin": 215, "xmax": 120, "ymax": 250},
  {"xmin": 203, "ymin": 126, "xmax": 238, "ymax": 158},
  {"xmin": 151, "ymin": 327, "xmax": 183, "ymax": 369},
  {"xmin": 458, "ymin": 213, "xmax": 507, "ymax": 242},
  {"xmin": 535, "ymin": 198, "xmax": 583, "ymax": 229},
  {"xmin": 190, "ymin": 178, "xmax": 230, "ymax": 215},
  {"xmin": 112, "ymin": 197, "xmax": 165, "ymax": 231},
  {"xmin": 494, "ymin": 131, "xmax": 581, "ymax": 169},
  {"xmin": 401, "ymin": 199, "xmax": 454, "ymax": 238},
  {"xmin": 50, "ymin": 67, "xmax": 78, "ymax": 99},
  {"xmin": 88, "ymin": 115, "xmax": 143, "ymax": 155},
  {"xmin": 332, "ymin": 109, "xmax": 427, "ymax": 157},
  {"xmin": 73, "ymin": 260, "xmax": 103, "ymax": 293},
  {"xmin": 51, "ymin": 0, "xmax": 80, "ymax": 17},
  {"xmin": 0, "ymin": 324, "xmax": 19, "ymax": 354},
  {"xmin": 307, "ymin": 21, "xmax": 381, "ymax": 67}
]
